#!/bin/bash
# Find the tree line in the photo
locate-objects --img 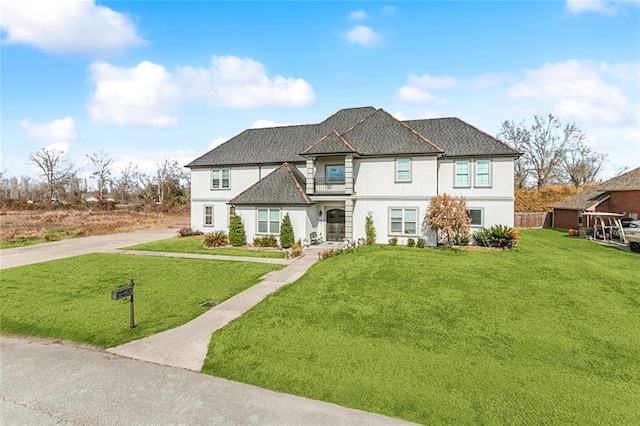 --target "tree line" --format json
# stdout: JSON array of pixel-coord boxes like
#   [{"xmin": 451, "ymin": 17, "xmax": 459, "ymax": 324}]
[{"xmin": 0, "ymin": 148, "xmax": 189, "ymax": 207}]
